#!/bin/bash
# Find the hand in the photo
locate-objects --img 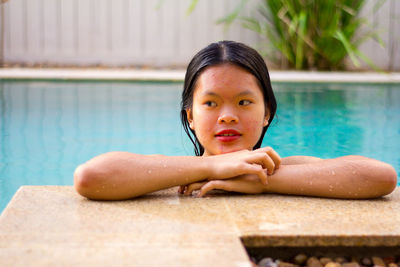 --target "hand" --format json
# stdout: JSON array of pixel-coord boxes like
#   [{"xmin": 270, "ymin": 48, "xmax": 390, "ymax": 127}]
[
  {"xmin": 179, "ymin": 174, "xmax": 265, "ymax": 197},
  {"xmin": 178, "ymin": 146, "xmax": 281, "ymax": 194},
  {"xmin": 205, "ymin": 146, "xmax": 281, "ymax": 185}
]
